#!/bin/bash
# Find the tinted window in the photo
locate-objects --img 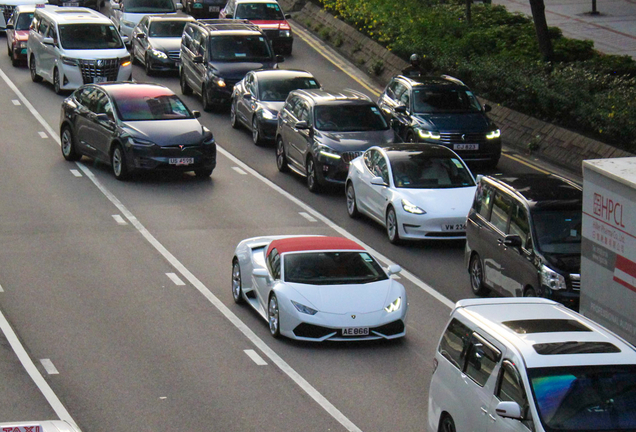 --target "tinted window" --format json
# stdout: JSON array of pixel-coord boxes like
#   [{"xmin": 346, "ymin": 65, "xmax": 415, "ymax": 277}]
[
  {"xmin": 123, "ymin": 0, "xmax": 176, "ymax": 12},
  {"xmin": 208, "ymin": 35, "xmax": 272, "ymax": 61},
  {"xmin": 390, "ymin": 153, "xmax": 474, "ymax": 189},
  {"xmin": 148, "ymin": 20, "xmax": 188, "ymax": 37},
  {"xmin": 498, "ymin": 361, "xmax": 535, "ymax": 430},
  {"xmin": 267, "ymin": 248, "xmax": 280, "ymax": 279},
  {"xmin": 114, "ymin": 93, "xmax": 192, "ymax": 121},
  {"xmin": 16, "ymin": 12, "xmax": 34, "ymax": 30},
  {"xmin": 283, "ymin": 252, "xmax": 388, "ymax": 285},
  {"xmin": 314, "ymin": 104, "xmax": 388, "ymax": 132},
  {"xmin": 531, "ymin": 210, "xmax": 581, "ymax": 254},
  {"xmin": 258, "ymin": 77, "xmax": 320, "ymax": 101},
  {"xmin": 59, "ymin": 24, "xmax": 124, "ymax": 49},
  {"xmin": 490, "ymin": 192, "xmax": 513, "ymax": 232},
  {"xmin": 412, "ymin": 87, "xmax": 483, "ymax": 113},
  {"xmin": 235, "ymin": 2, "xmax": 284, "ymax": 20},
  {"xmin": 438, "ymin": 318, "xmax": 471, "ymax": 370},
  {"xmin": 465, "ymin": 334, "xmax": 501, "ymax": 387},
  {"xmin": 474, "ymin": 183, "xmax": 495, "ymax": 218},
  {"xmin": 509, "ymin": 203, "xmax": 530, "ymax": 248}
]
